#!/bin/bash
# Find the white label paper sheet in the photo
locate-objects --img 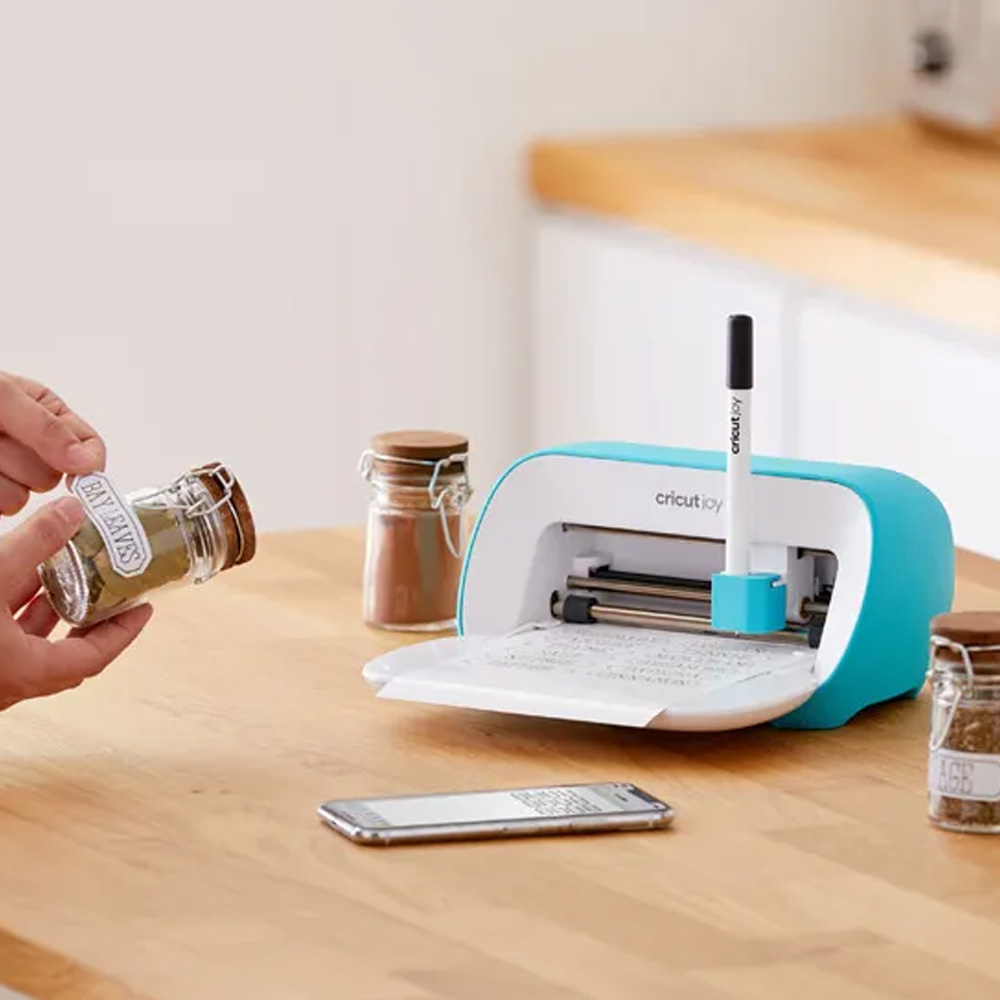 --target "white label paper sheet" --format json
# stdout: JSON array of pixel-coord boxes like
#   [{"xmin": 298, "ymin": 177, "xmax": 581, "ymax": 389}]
[
  {"xmin": 376, "ymin": 622, "xmax": 818, "ymax": 726},
  {"xmin": 71, "ymin": 472, "xmax": 152, "ymax": 578},
  {"xmin": 929, "ymin": 748, "xmax": 1000, "ymax": 802}
]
